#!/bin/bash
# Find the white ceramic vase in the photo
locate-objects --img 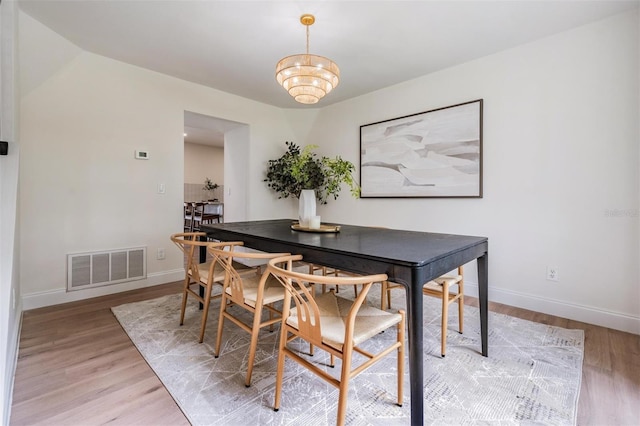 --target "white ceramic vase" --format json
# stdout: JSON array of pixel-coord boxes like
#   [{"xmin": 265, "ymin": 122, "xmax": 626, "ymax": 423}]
[{"xmin": 298, "ymin": 189, "xmax": 316, "ymax": 227}]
